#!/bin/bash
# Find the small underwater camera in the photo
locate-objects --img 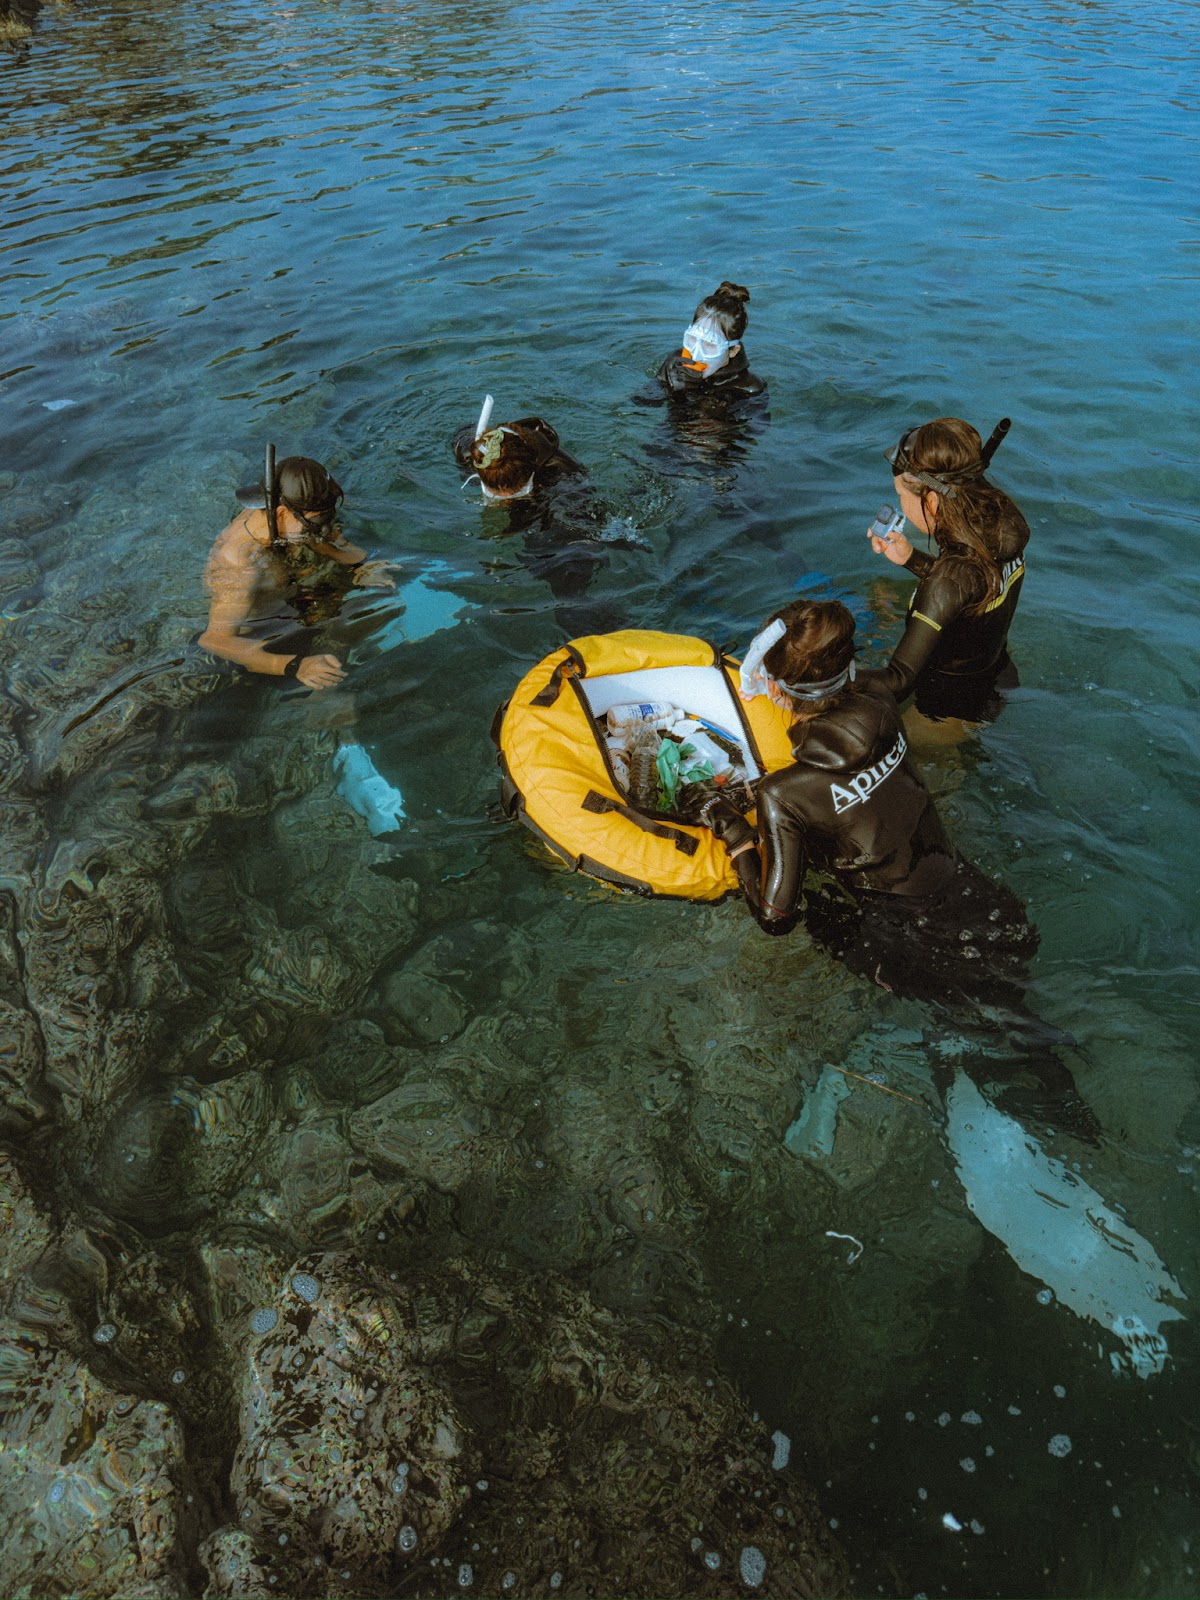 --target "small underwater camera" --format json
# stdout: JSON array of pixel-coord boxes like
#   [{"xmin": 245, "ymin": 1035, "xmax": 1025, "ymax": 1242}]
[{"xmin": 869, "ymin": 503, "xmax": 906, "ymax": 543}]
